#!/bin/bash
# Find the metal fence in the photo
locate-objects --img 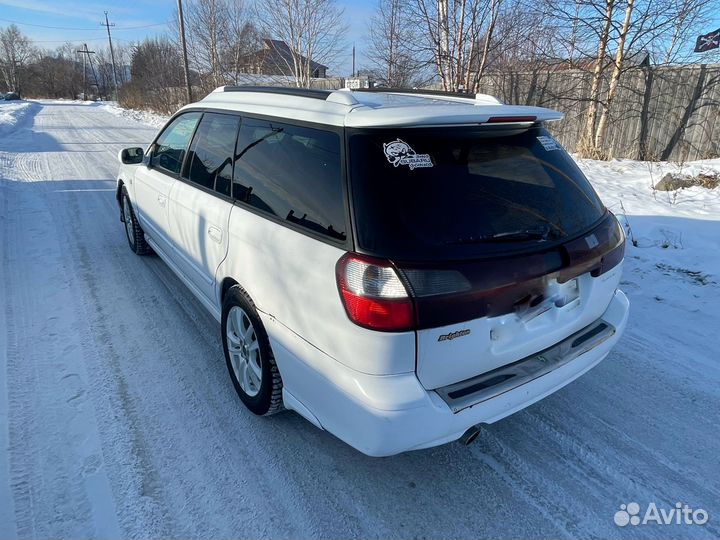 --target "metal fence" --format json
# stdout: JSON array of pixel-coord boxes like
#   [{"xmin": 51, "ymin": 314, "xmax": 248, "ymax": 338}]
[{"xmin": 477, "ymin": 64, "xmax": 720, "ymax": 162}]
